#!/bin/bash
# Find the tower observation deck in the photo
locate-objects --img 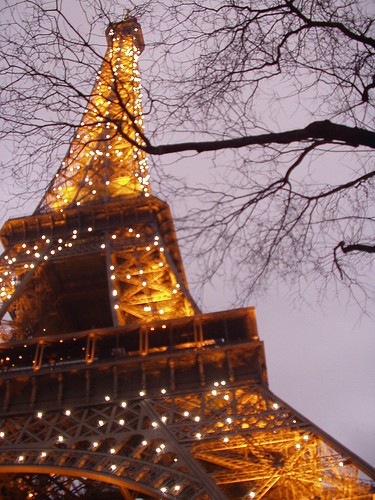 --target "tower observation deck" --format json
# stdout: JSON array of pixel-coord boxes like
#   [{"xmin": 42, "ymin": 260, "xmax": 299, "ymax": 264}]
[{"xmin": 0, "ymin": 16, "xmax": 374, "ymax": 499}]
